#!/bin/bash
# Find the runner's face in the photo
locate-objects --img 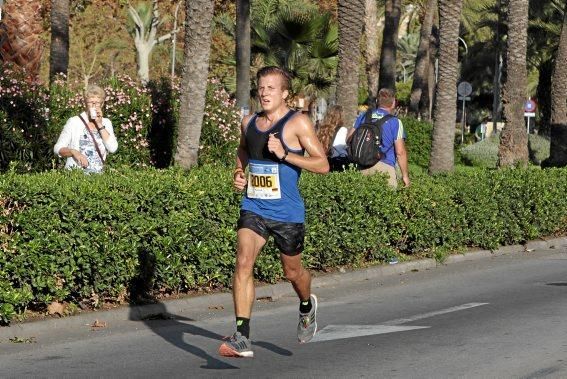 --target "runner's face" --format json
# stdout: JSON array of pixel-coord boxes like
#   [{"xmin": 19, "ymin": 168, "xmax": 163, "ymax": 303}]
[{"xmin": 258, "ymin": 74, "xmax": 288, "ymax": 112}]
